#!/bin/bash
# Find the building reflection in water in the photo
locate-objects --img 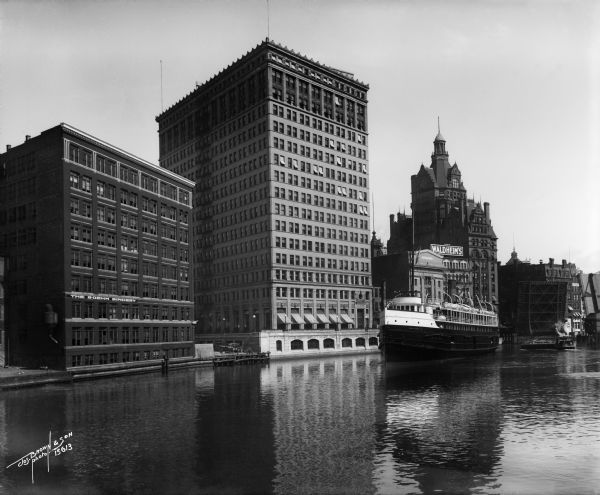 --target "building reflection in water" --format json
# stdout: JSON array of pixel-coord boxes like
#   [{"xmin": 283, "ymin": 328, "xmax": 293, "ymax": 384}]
[
  {"xmin": 0, "ymin": 384, "xmax": 72, "ymax": 491},
  {"xmin": 260, "ymin": 355, "xmax": 386, "ymax": 495},
  {"xmin": 0, "ymin": 373, "xmax": 200, "ymax": 494},
  {"xmin": 65, "ymin": 373, "xmax": 199, "ymax": 494},
  {"xmin": 375, "ymin": 358, "xmax": 503, "ymax": 494},
  {"xmin": 1, "ymin": 350, "xmax": 598, "ymax": 493},
  {"xmin": 194, "ymin": 364, "xmax": 277, "ymax": 494}
]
